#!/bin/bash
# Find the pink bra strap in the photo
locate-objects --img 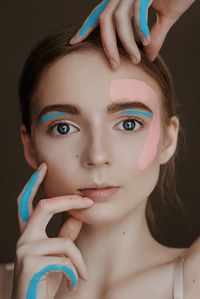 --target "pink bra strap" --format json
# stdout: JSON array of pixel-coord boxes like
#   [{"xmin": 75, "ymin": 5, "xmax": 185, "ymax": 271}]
[{"xmin": 173, "ymin": 255, "xmax": 184, "ymax": 299}]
